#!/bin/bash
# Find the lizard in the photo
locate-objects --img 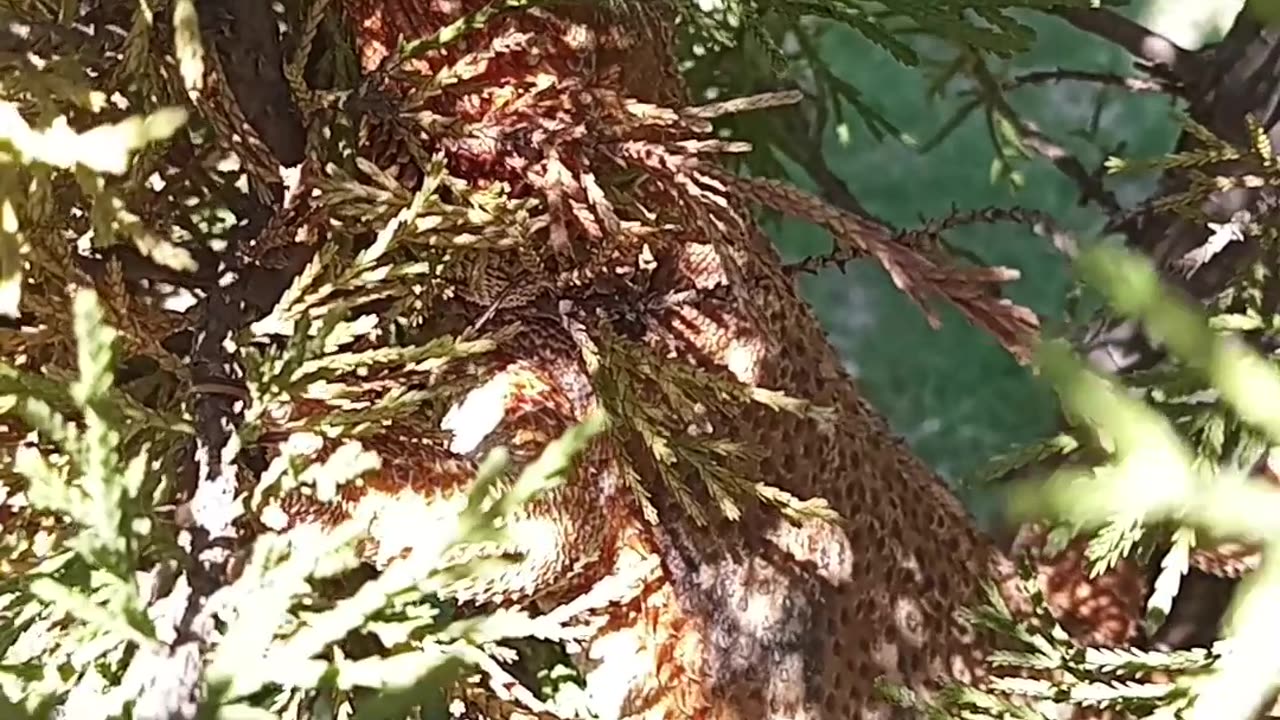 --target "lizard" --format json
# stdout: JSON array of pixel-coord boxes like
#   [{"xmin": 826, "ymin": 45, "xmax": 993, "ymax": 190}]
[{"xmin": 215, "ymin": 0, "xmax": 1175, "ymax": 718}]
